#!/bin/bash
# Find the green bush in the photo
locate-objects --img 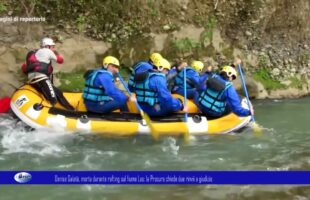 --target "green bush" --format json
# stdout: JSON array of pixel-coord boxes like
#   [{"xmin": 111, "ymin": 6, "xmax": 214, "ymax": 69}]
[
  {"xmin": 0, "ymin": 3, "xmax": 7, "ymax": 13},
  {"xmin": 253, "ymin": 68, "xmax": 285, "ymax": 90},
  {"xmin": 56, "ymin": 72, "xmax": 84, "ymax": 92},
  {"xmin": 172, "ymin": 38, "xmax": 200, "ymax": 55},
  {"xmin": 289, "ymin": 76, "xmax": 305, "ymax": 89}
]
